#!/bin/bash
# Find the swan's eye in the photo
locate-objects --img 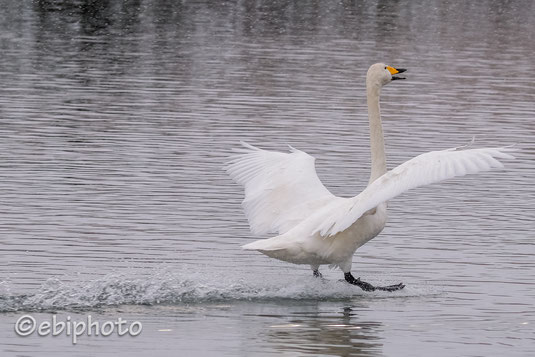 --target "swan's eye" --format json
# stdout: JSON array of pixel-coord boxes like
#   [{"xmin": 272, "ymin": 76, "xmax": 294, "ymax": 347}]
[{"xmin": 384, "ymin": 66, "xmax": 387, "ymax": 69}]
